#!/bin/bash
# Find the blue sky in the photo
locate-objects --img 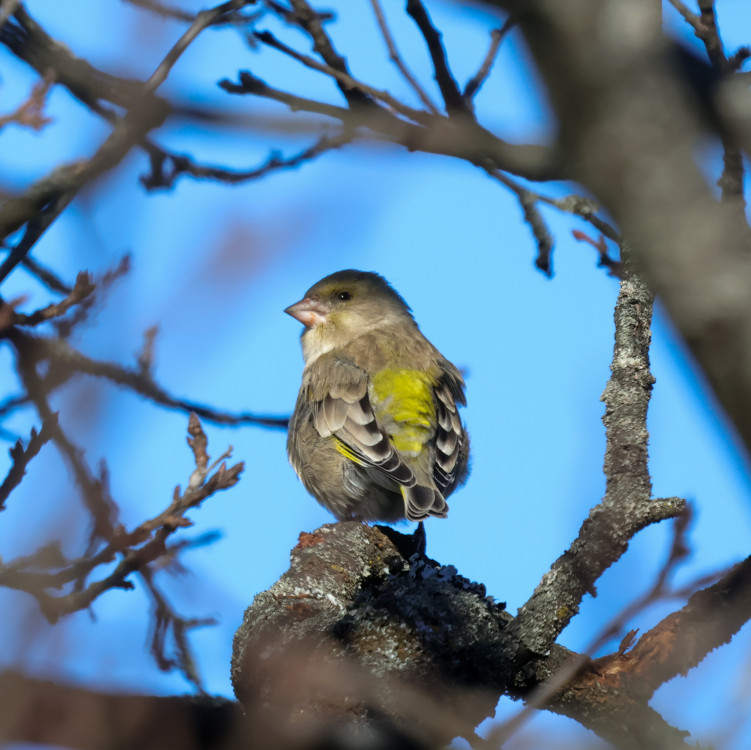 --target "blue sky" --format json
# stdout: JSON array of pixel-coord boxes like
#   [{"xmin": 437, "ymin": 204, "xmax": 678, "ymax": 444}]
[{"xmin": 1, "ymin": 1, "xmax": 751, "ymax": 747}]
